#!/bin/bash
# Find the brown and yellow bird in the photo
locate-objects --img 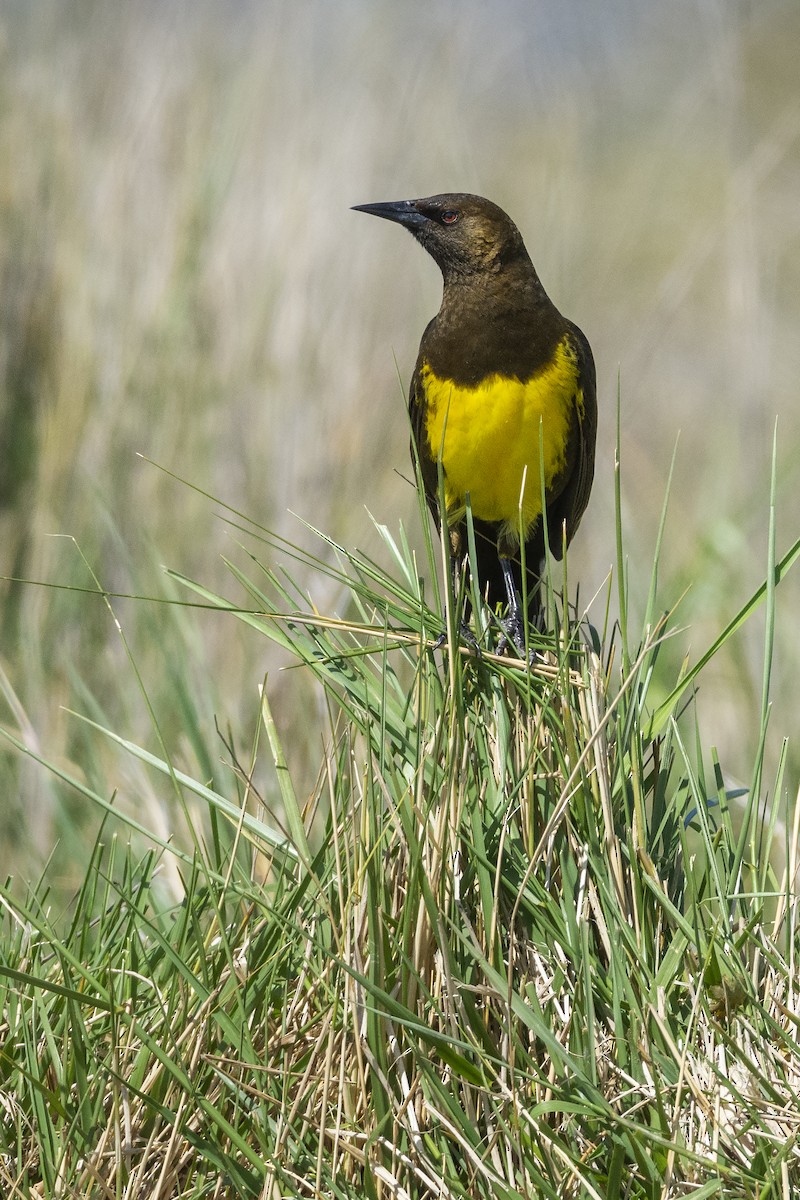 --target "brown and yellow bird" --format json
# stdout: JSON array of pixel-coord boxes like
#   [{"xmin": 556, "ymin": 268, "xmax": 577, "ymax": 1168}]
[{"xmin": 353, "ymin": 192, "xmax": 596, "ymax": 651}]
